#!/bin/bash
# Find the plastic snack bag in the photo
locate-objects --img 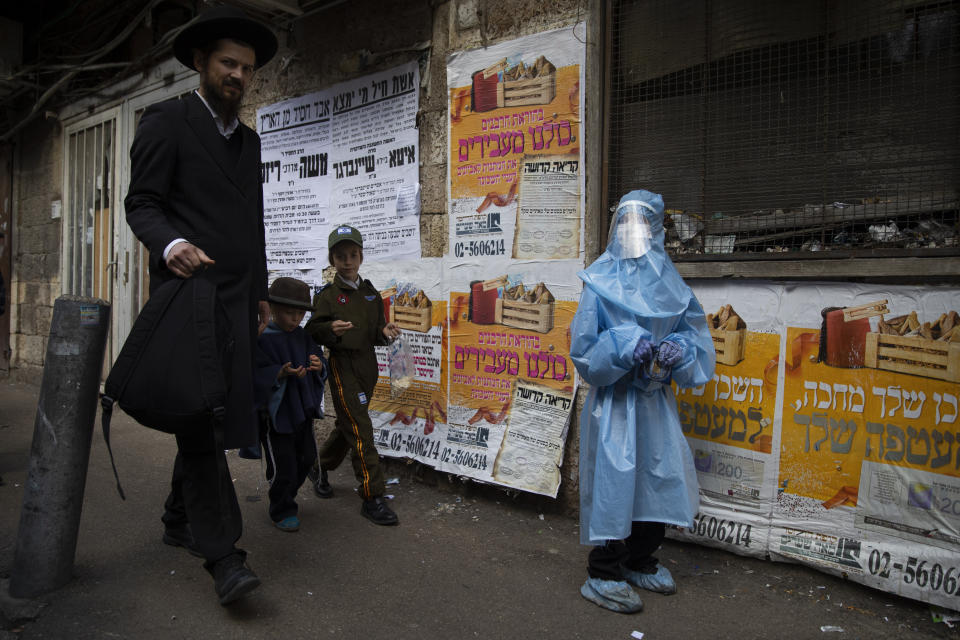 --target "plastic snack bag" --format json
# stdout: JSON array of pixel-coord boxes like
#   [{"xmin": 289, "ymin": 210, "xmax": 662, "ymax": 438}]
[{"xmin": 389, "ymin": 333, "xmax": 414, "ymax": 397}]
